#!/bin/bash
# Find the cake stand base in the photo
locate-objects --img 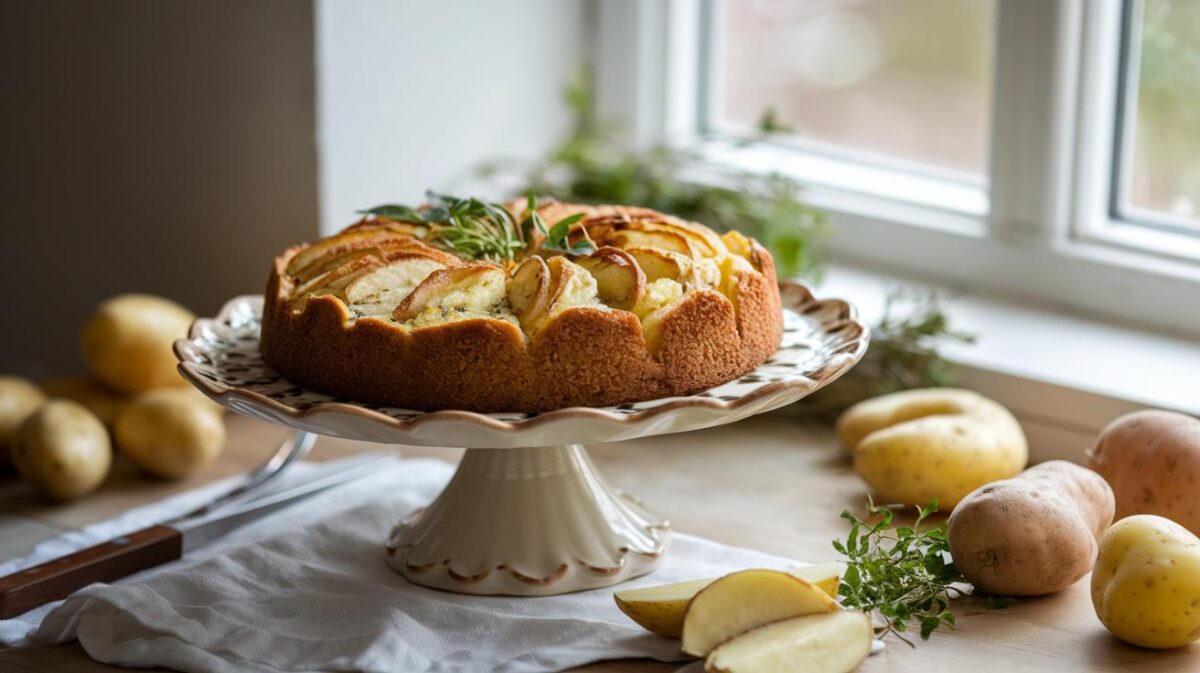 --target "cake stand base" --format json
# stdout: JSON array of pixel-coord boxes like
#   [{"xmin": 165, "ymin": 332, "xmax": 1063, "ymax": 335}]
[{"xmin": 385, "ymin": 444, "xmax": 669, "ymax": 595}]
